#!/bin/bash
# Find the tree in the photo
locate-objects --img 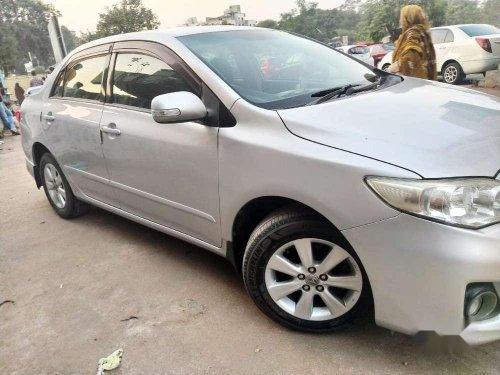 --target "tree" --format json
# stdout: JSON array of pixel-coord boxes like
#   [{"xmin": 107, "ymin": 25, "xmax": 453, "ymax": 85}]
[
  {"xmin": 357, "ymin": 0, "xmax": 447, "ymax": 42},
  {"xmin": 0, "ymin": 29, "xmax": 18, "ymax": 74},
  {"xmin": 60, "ymin": 25, "xmax": 81, "ymax": 54},
  {"xmin": 276, "ymin": 0, "xmax": 360, "ymax": 43},
  {"xmin": 444, "ymin": 0, "xmax": 480, "ymax": 25},
  {"xmin": 93, "ymin": 0, "xmax": 159, "ymax": 40},
  {"xmin": 479, "ymin": 0, "xmax": 500, "ymax": 27},
  {"xmin": 256, "ymin": 19, "xmax": 278, "ymax": 28},
  {"xmin": 0, "ymin": 0, "xmax": 59, "ymax": 74}
]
